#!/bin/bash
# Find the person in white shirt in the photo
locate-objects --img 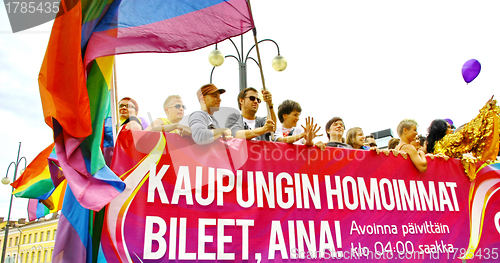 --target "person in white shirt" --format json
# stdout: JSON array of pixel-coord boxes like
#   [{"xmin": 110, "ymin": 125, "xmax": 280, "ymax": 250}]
[
  {"xmin": 275, "ymin": 100, "xmax": 322, "ymax": 146},
  {"xmin": 225, "ymin": 87, "xmax": 276, "ymax": 141}
]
